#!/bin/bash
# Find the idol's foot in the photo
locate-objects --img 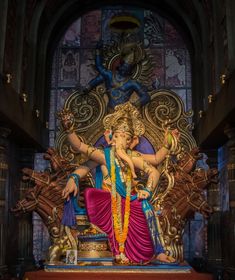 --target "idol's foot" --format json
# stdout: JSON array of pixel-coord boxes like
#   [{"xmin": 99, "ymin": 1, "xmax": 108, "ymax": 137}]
[
  {"xmin": 79, "ymin": 226, "xmax": 100, "ymax": 236},
  {"xmin": 156, "ymin": 253, "xmax": 176, "ymax": 263},
  {"xmin": 115, "ymin": 254, "xmax": 130, "ymax": 265}
]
